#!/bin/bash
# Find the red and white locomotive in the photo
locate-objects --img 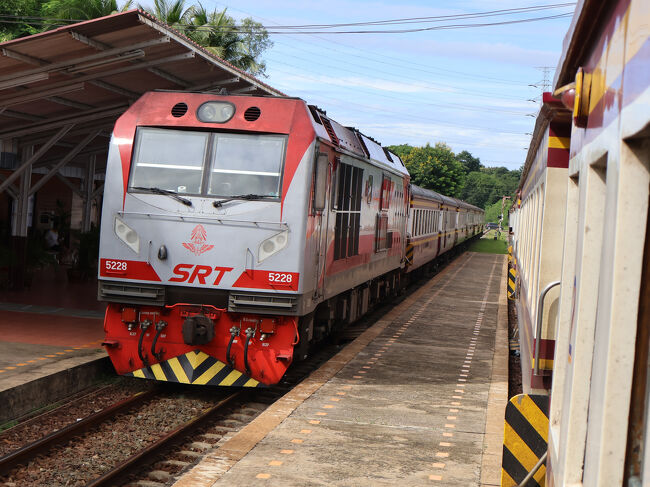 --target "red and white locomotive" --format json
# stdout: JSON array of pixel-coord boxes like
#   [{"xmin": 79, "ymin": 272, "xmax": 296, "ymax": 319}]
[{"xmin": 99, "ymin": 91, "xmax": 483, "ymax": 387}]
